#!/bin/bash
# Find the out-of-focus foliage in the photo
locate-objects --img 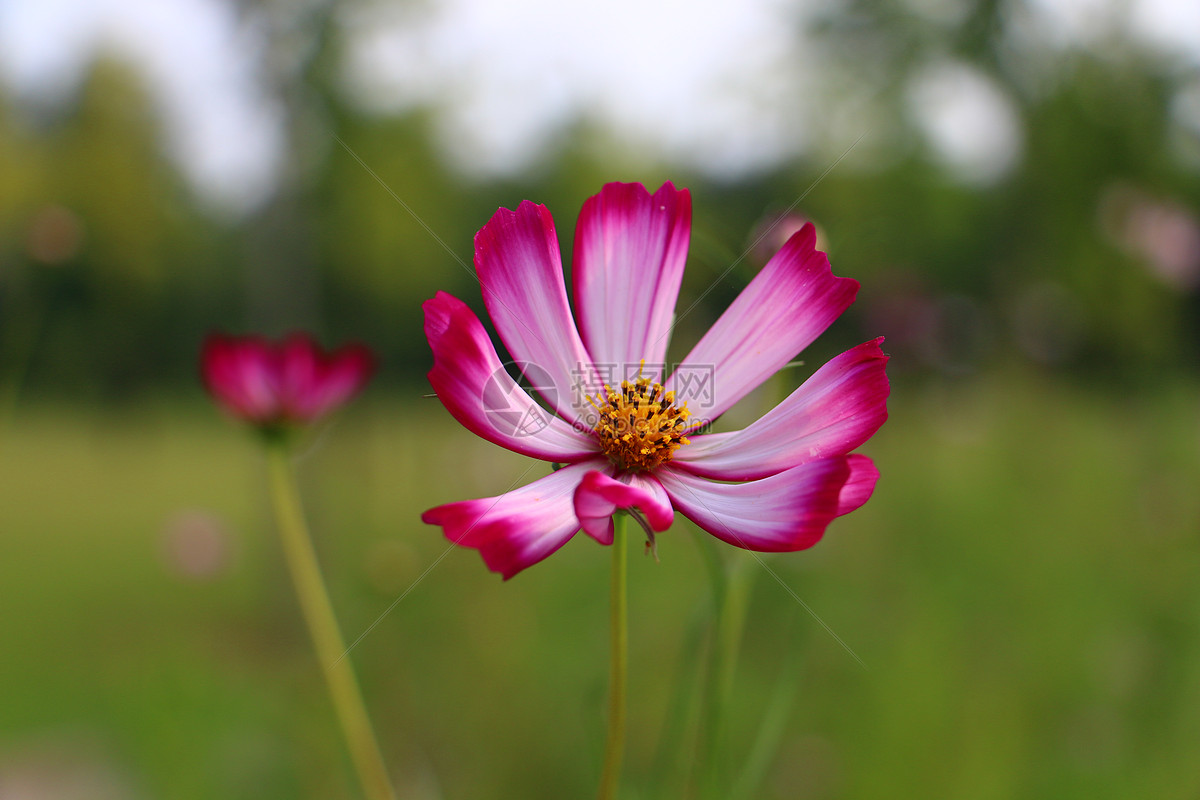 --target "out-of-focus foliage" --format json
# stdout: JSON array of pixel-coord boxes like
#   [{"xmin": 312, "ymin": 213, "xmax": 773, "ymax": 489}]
[
  {"xmin": 1, "ymin": 0, "xmax": 1197, "ymax": 398},
  {"xmin": 802, "ymin": 0, "xmax": 1200, "ymax": 379},
  {"xmin": 0, "ymin": 59, "xmax": 231, "ymax": 396}
]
